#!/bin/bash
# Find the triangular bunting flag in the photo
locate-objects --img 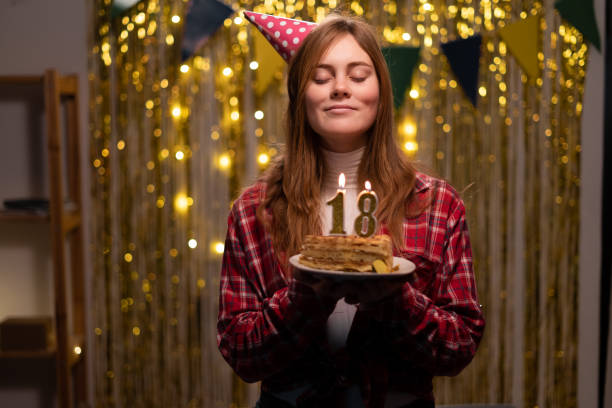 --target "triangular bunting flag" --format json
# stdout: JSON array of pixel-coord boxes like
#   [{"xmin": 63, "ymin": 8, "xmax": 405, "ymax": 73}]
[
  {"xmin": 441, "ymin": 35, "xmax": 482, "ymax": 107},
  {"xmin": 181, "ymin": 0, "xmax": 234, "ymax": 61},
  {"xmin": 253, "ymin": 26, "xmax": 286, "ymax": 95},
  {"xmin": 498, "ymin": 16, "xmax": 540, "ymax": 80},
  {"xmin": 554, "ymin": 0, "xmax": 601, "ymax": 51},
  {"xmin": 382, "ymin": 46, "xmax": 421, "ymax": 109}
]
